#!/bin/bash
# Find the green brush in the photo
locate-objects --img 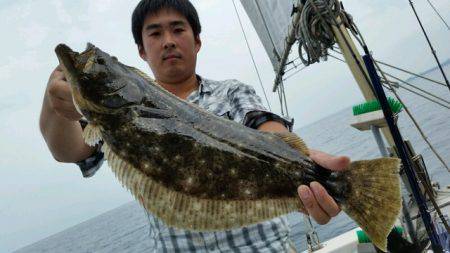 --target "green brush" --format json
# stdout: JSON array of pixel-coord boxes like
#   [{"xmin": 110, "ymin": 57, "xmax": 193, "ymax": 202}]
[
  {"xmin": 357, "ymin": 226, "xmax": 404, "ymax": 243},
  {"xmin": 353, "ymin": 97, "xmax": 403, "ymax": 116}
]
